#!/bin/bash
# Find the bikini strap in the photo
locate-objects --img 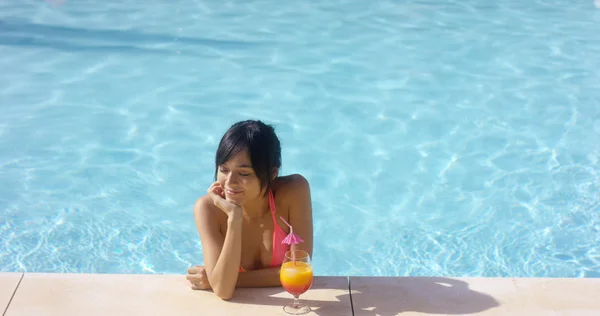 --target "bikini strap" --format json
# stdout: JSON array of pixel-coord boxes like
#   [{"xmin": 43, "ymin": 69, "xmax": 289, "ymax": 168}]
[{"xmin": 268, "ymin": 189, "xmax": 277, "ymax": 221}]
